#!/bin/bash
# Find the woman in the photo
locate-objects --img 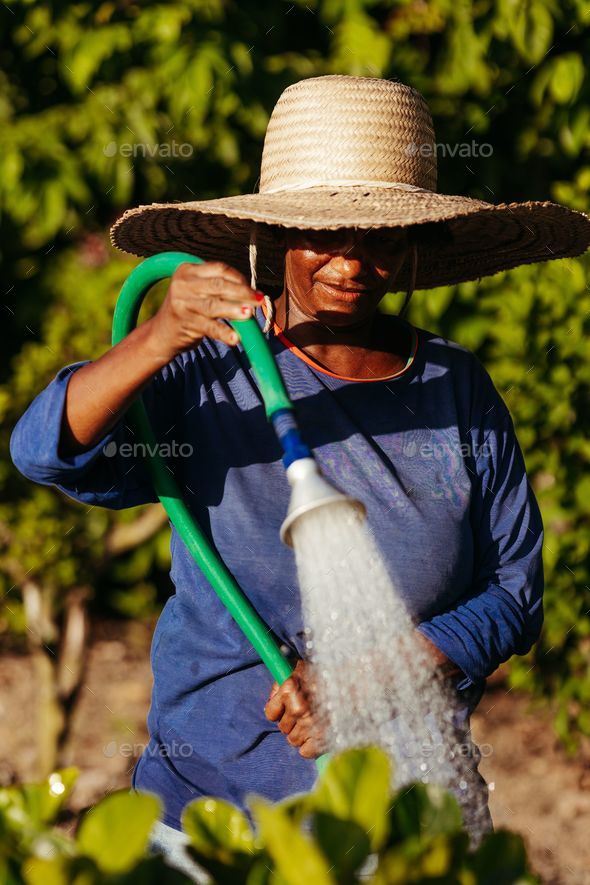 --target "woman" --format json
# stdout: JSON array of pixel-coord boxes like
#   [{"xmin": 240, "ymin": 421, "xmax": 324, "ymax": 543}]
[{"xmin": 10, "ymin": 75, "xmax": 590, "ymax": 873}]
